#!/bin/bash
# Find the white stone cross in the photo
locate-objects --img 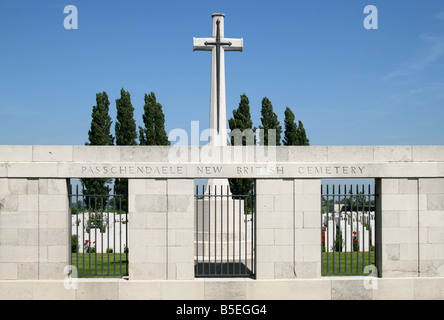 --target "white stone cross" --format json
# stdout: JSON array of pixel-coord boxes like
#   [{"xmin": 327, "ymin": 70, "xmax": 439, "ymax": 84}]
[{"xmin": 193, "ymin": 13, "xmax": 243, "ymax": 146}]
